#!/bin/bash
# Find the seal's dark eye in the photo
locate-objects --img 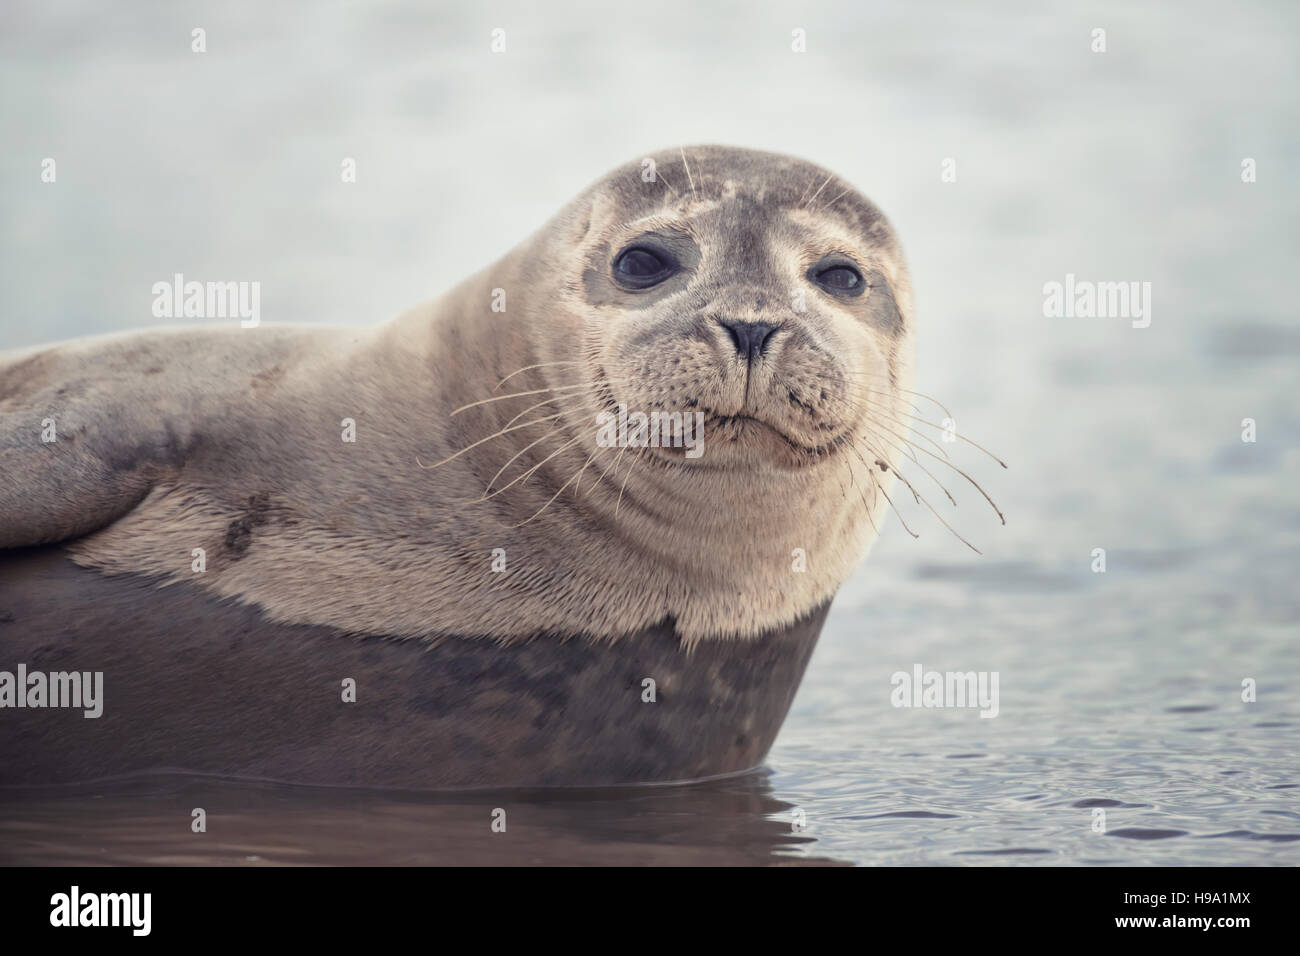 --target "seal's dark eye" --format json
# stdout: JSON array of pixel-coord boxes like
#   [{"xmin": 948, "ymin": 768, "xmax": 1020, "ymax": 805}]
[
  {"xmin": 613, "ymin": 247, "xmax": 676, "ymax": 289},
  {"xmin": 814, "ymin": 264, "xmax": 865, "ymax": 296}
]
